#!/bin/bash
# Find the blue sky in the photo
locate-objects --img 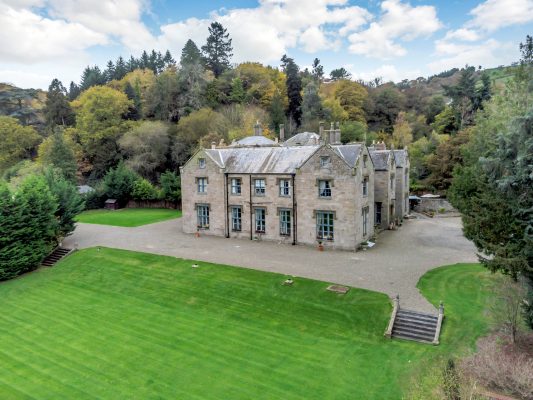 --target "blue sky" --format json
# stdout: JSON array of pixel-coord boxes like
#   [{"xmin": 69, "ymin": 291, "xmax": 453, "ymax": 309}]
[{"xmin": 0, "ymin": 0, "xmax": 531, "ymax": 89}]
